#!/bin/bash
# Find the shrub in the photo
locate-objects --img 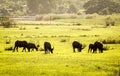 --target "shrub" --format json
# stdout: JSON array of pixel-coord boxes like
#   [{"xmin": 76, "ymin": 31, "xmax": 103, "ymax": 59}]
[
  {"xmin": 85, "ymin": 14, "xmax": 97, "ymax": 19},
  {"xmin": 39, "ymin": 48, "xmax": 45, "ymax": 51},
  {"xmin": 51, "ymin": 36, "xmax": 57, "ymax": 38},
  {"xmin": 103, "ymin": 45, "xmax": 109, "ymax": 51},
  {"xmin": 35, "ymin": 14, "xmax": 80, "ymax": 21},
  {"xmin": 101, "ymin": 39, "xmax": 120, "ymax": 44},
  {"xmin": 19, "ymin": 27, "xmax": 26, "ymax": 30},
  {"xmin": 60, "ymin": 39, "xmax": 67, "ymax": 42},
  {"xmin": 35, "ymin": 27, "xmax": 39, "ymax": 29},
  {"xmin": 0, "ymin": 16, "xmax": 16, "ymax": 28},
  {"xmin": 82, "ymin": 44, "xmax": 86, "ymax": 49},
  {"xmin": 5, "ymin": 47, "xmax": 13, "ymax": 51},
  {"xmin": 105, "ymin": 17, "xmax": 115, "ymax": 26},
  {"xmin": 35, "ymin": 15, "xmax": 43, "ymax": 21}
]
